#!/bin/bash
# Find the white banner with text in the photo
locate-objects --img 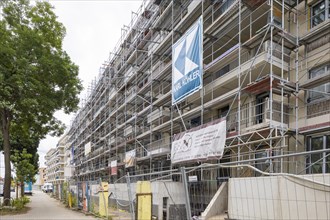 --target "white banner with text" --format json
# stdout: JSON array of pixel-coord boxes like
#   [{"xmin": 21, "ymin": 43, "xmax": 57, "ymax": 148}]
[{"xmin": 171, "ymin": 120, "xmax": 226, "ymax": 163}]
